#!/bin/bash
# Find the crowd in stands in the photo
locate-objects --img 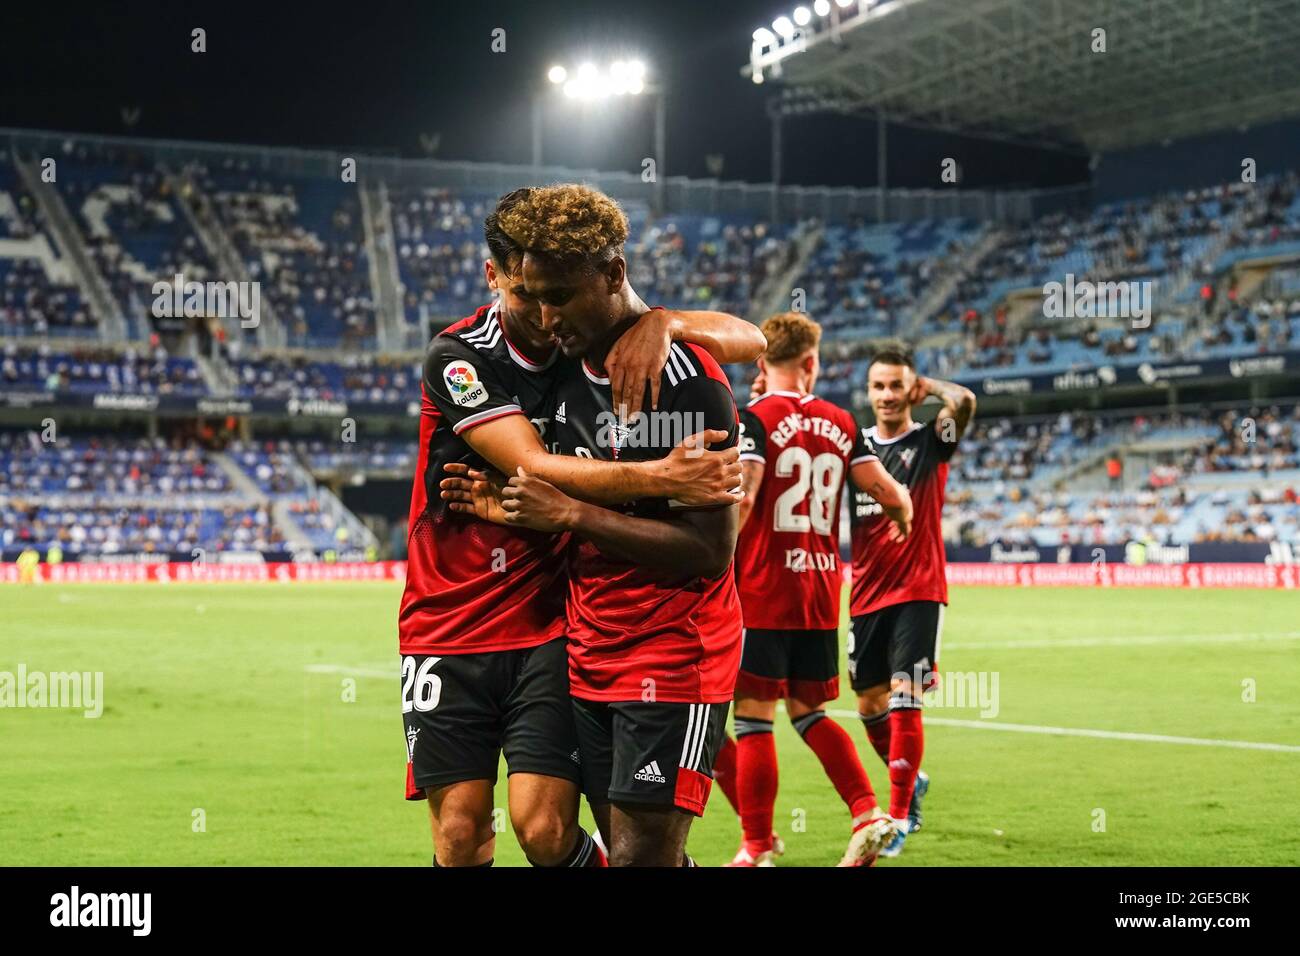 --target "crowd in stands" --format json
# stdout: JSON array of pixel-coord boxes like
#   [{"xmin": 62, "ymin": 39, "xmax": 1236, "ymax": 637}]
[
  {"xmin": 285, "ymin": 499, "xmax": 352, "ymax": 551},
  {"xmin": 193, "ymin": 158, "xmax": 378, "ymax": 346},
  {"xmin": 943, "ymin": 403, "xmax": 1300, "ymax": 548},
  {"xmin": 628, "ymin": 218, "xmax": 793, "ymax": 317},
  {"xmin": 1181, "ymin": 293, "xmax": 1300, "ymax": 357},
  {"xmin": 226, "ymin": 440, "xmax": 313, "ymax": 496},
  {"xmin": 1224, "ymin": 170, "xmax": 1300, "ymax": 253},
  {"xmin": 947, "ymin": 483, "xmax": 1299, "ymax": 549},
  {"xmin": 392, "ymin": 188, "xmax": 490, "ymax": 322},
  {"xmin": 0, "ymin": 343, "xmax": 205, "ymax": 395},
  {"xmin": 903, "ymin": 176, "xmax": 1300, "ymax": 379},
  {"xmin": 797, "ymin": 220, "xmax": 975, "ymax": 339},
  {"xmin": 0, "ymin": 259, "xmax": 94, "ymax": 338},
  {"xmin": 3, "ymin": 154, "xmax": 95, "ymax": 337},
  {"xmin": 0, "ymin": 428, "xmax": 377, "ymax": 556},
  {"xmin": 54, "ymin": 143, "xmax": 217, "ymax": 336},
  {"xmin": 294, "ymin": 438, "xmax": 414, "ymax": 474},
  {"xmin": 1, "ymin": 502, "xmax": 282, "ymax": 557},
  {"xmin": 0, "ymin": 432, "xmax": 231, "ymax": 497},
  {"xmin": 232, "ymin": 353, "xmax": 417, "ymax": 403}
]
